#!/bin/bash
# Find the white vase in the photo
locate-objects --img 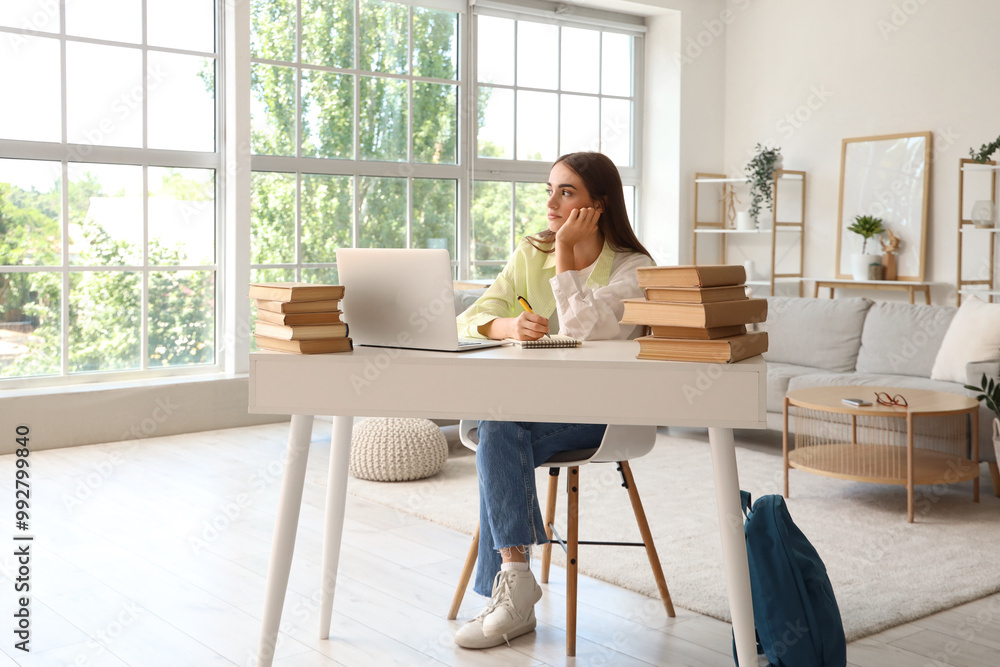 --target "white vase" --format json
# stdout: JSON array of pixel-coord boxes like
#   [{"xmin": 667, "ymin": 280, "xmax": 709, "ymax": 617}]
[
  {"xmin": 851, "ymin": 253, "xmax": 881, "ymax": 281},
  {"xmin": 736, "ymin": 211, "xmax": 754, "ymax": 231}
]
